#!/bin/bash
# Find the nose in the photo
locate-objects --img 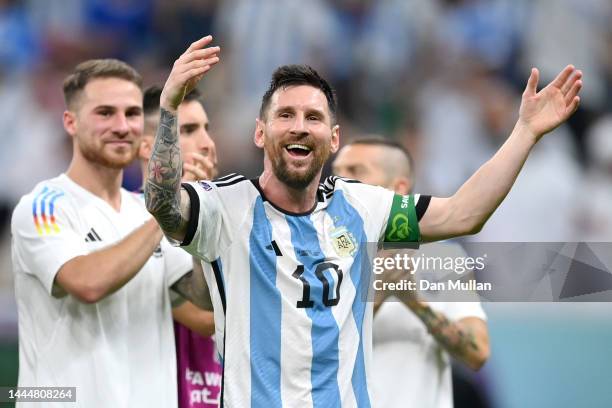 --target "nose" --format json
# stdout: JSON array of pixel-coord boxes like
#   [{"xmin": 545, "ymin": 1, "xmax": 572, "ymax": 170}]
[
  {"xmin": 112, "ymin": 113, "xmax": 130, "ymax": 136},
  {"xmin": 197, "ymin": 129, "xmax": 216, "ymax": 153},
  {"xmin": 290, "ymin": 114, "xmax": 308, "ymax": 137}
]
